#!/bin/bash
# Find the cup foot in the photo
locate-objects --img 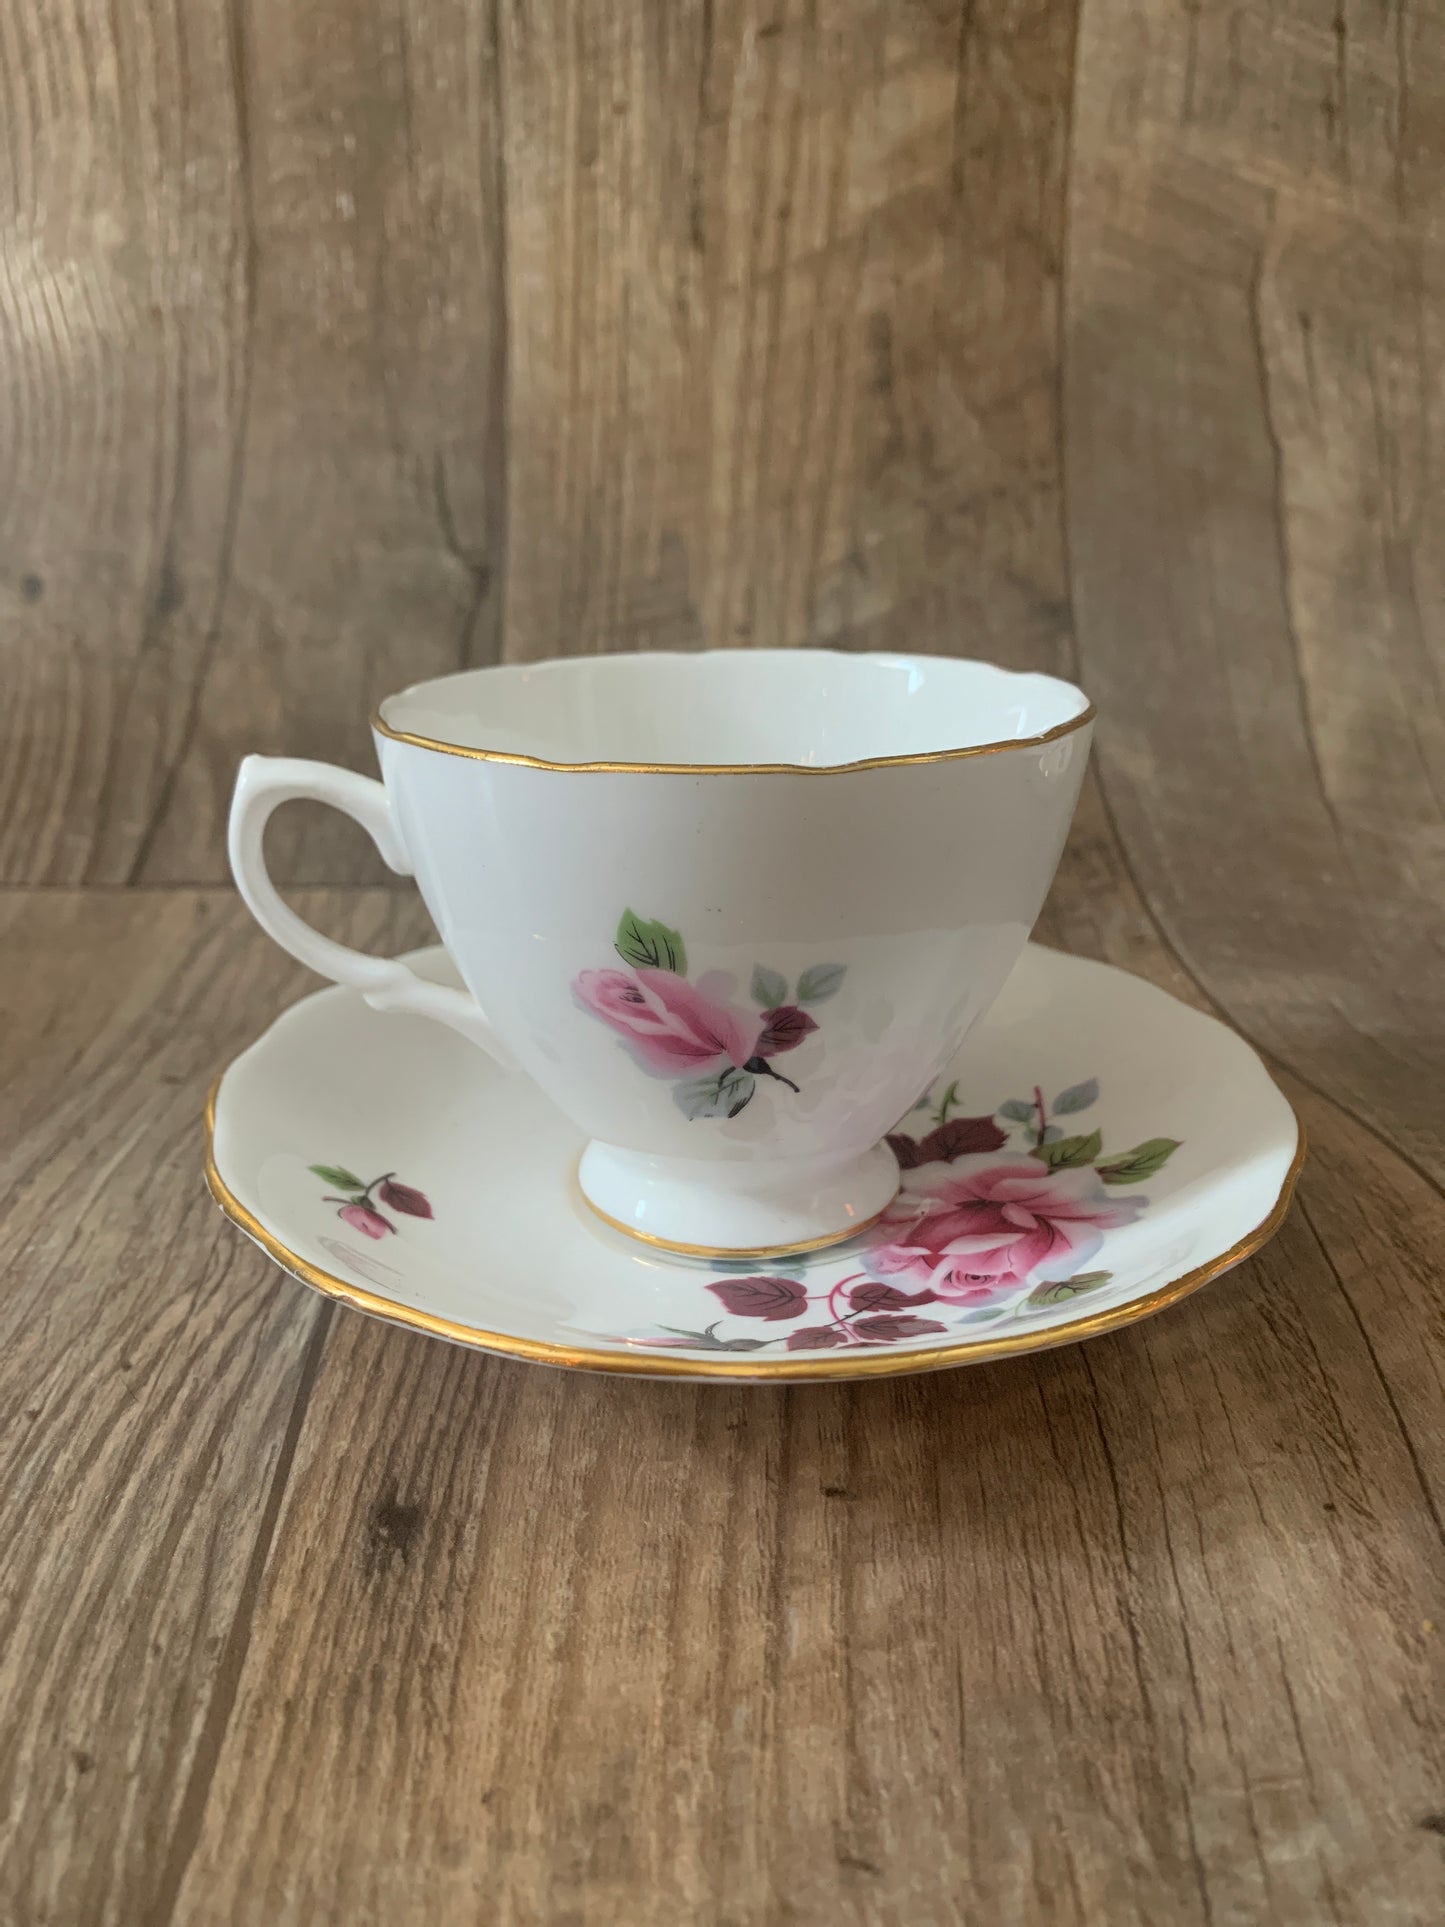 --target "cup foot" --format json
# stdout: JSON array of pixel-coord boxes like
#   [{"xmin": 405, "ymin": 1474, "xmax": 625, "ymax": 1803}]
[{"xmin": 576, "ymin": 1140, "xmax": 901, "ymax": 1259}]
